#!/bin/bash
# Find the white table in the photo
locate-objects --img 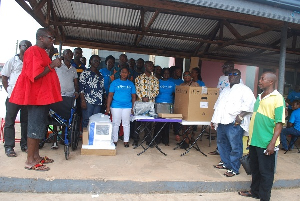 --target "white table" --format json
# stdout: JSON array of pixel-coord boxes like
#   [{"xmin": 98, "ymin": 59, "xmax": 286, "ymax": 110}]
[{"xmin": 175, "ymin": 120, "xmax": 212, "ymax": 156}]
